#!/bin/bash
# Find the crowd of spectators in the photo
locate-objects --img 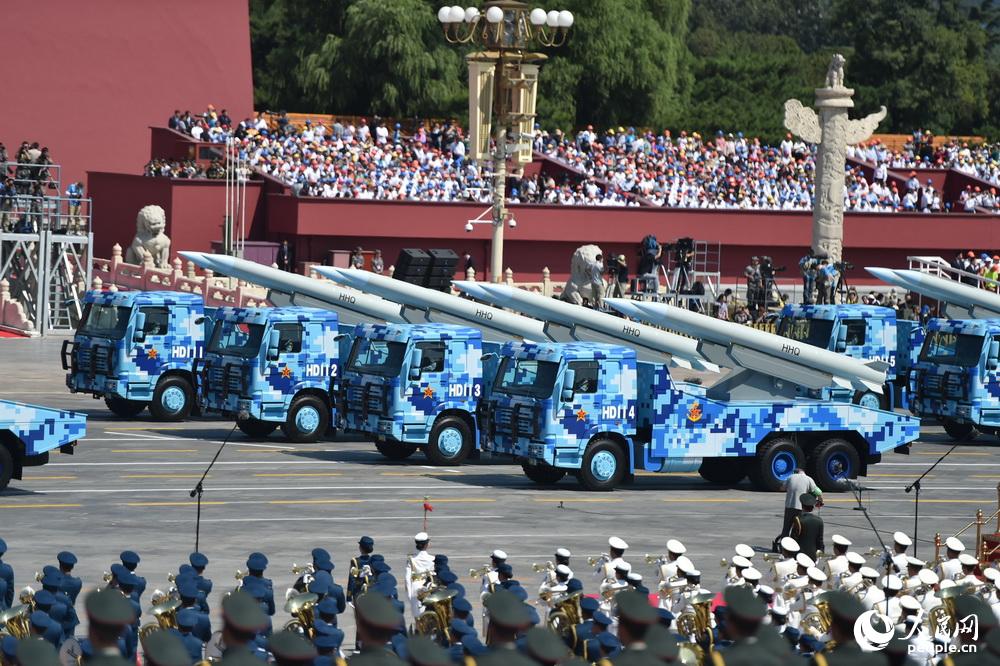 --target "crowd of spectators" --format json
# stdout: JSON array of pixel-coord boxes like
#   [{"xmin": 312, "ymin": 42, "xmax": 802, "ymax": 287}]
[{"xmin": 143, "ymin": 158, "xmax": 227, "ymax": 180}]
